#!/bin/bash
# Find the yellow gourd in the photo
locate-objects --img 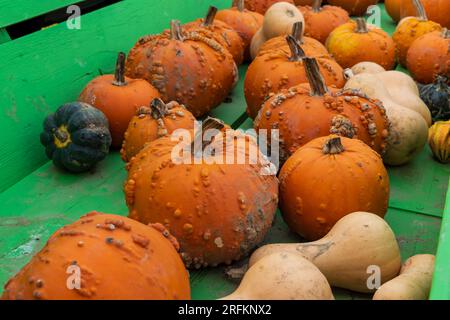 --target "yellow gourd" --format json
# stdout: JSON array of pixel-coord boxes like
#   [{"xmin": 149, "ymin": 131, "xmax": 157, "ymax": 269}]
[
  {"xmin": 249, "ymin": 212, "xmax": 402, "ymax": 293},
  {"xmin": 221, "ymin": 252, "xmax": 334, "ymax": 300},
  {"xmin": 428, "ymin": 120, "xmax": 450, "ymax": 163},
  {"xmin": 373, "ymin": 254, "xmax": 435, "ymax": 300}
]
